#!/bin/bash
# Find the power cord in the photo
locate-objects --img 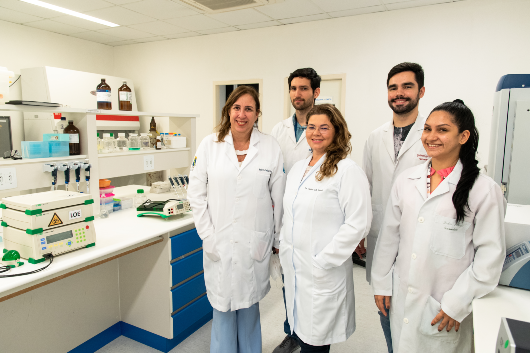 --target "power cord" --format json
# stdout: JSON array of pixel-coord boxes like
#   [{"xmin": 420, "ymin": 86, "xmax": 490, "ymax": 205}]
[{"xmin": 0, "ymin": 253, "xmax": 54, "ymax": 278}]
